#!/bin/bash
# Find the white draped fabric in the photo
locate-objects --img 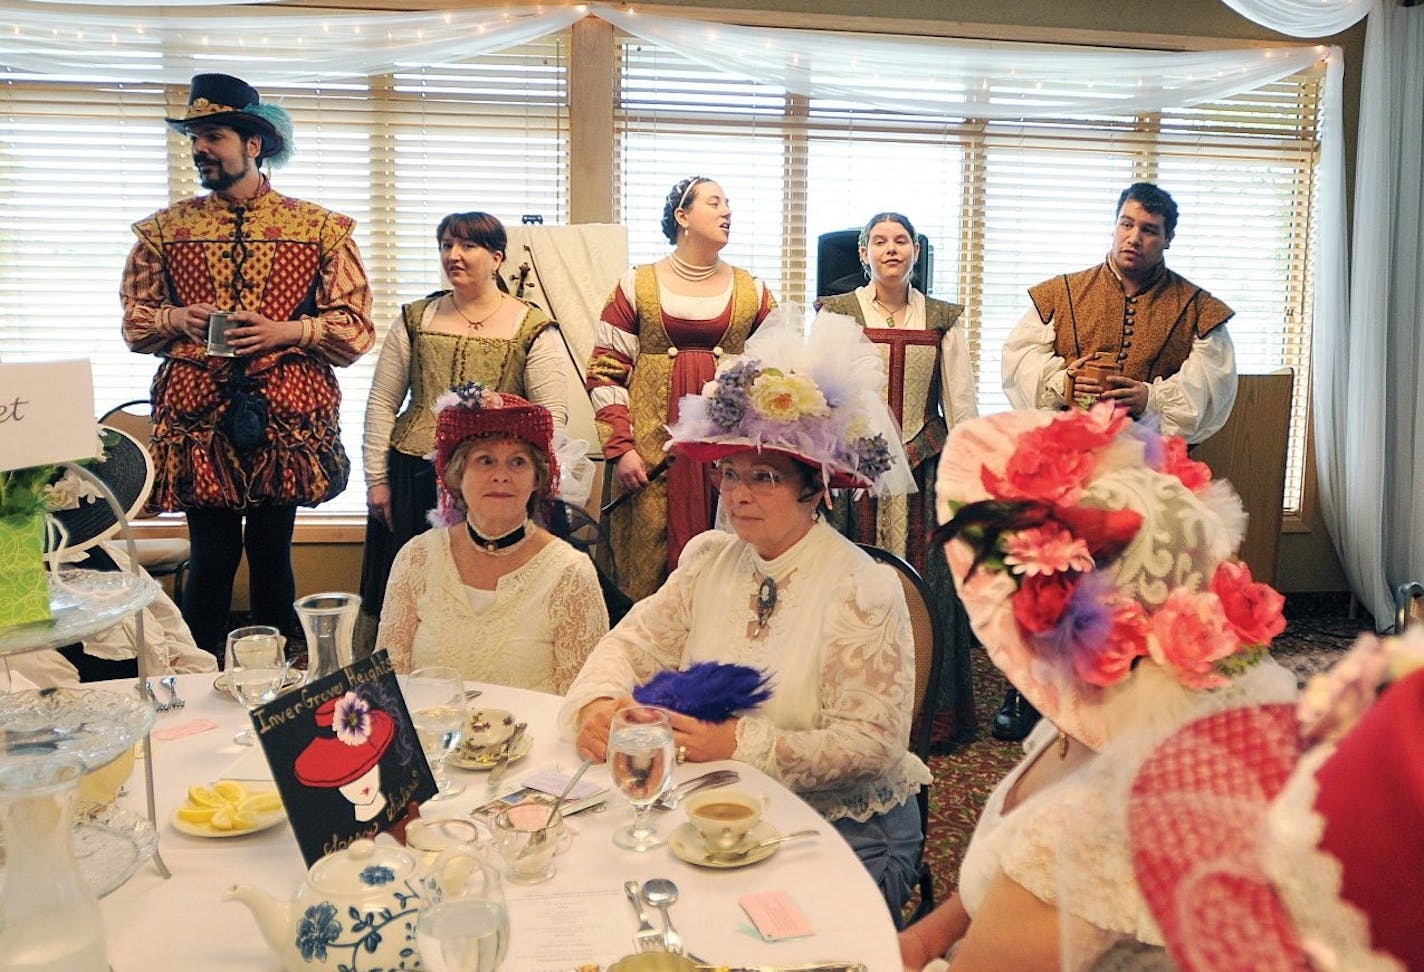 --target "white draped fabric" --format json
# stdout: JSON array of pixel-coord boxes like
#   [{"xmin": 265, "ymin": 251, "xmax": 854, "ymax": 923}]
[
  {"xmin": 0, "ymin": 3, "xmax": 583, "ymax": 84},
  {"xmin": 595, "ymin": 6, "xmax": 1325, "ymax": 120},
  {"xmin": 1314, "ymin": 0, "xmax": 1424, "ymax": 629},
  {"xmin": 1220, "ymin": 0, "xmax": 1370, "ymax": 37}
]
